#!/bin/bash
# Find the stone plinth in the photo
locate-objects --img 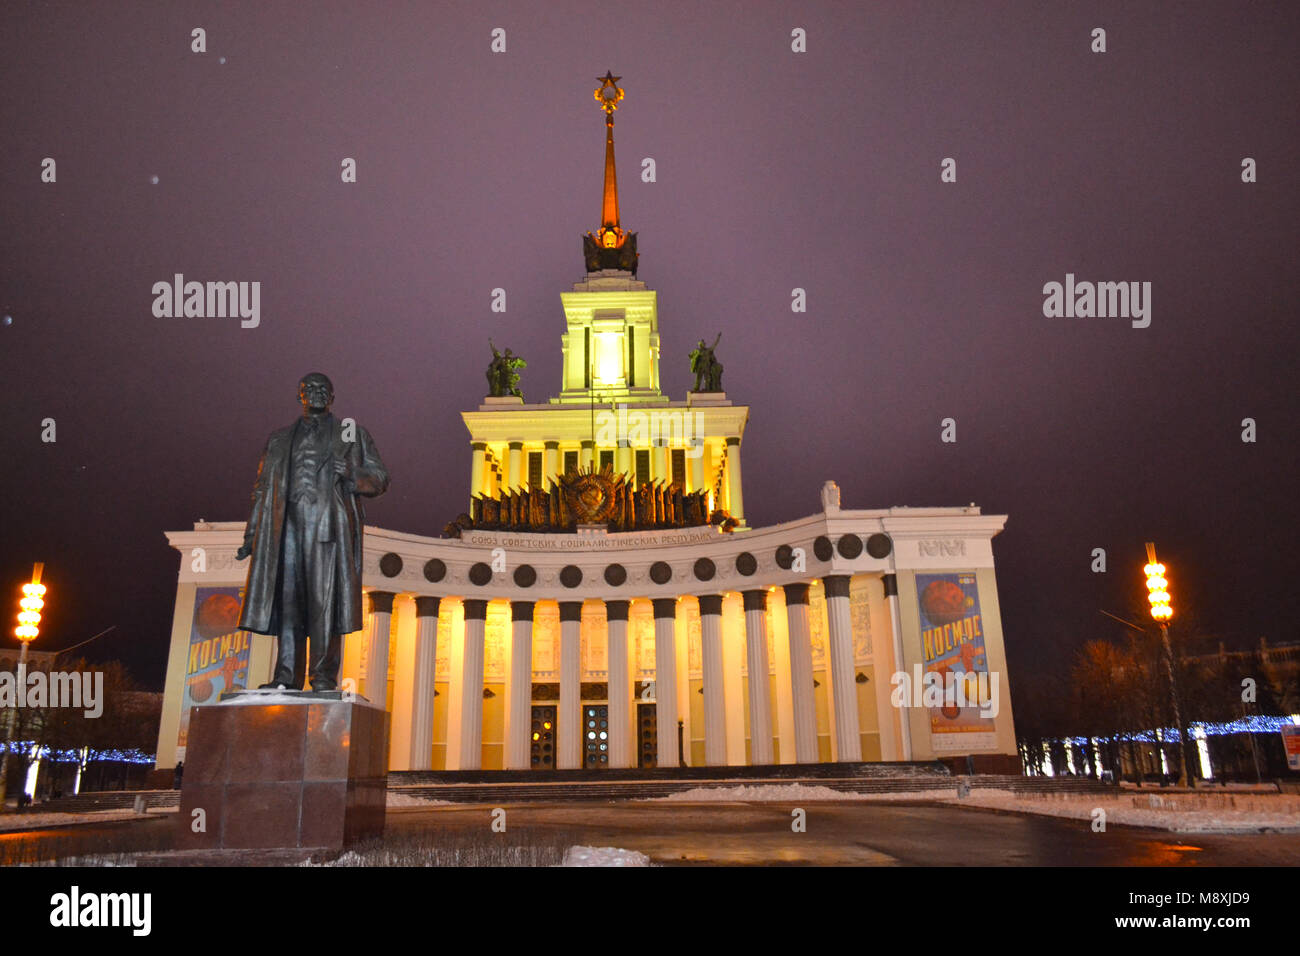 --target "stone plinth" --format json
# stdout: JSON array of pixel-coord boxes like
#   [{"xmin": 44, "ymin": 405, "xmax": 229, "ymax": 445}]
[{"xmin": 177, "ymin": 692, "xmax": 388, "ymax": 851}]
